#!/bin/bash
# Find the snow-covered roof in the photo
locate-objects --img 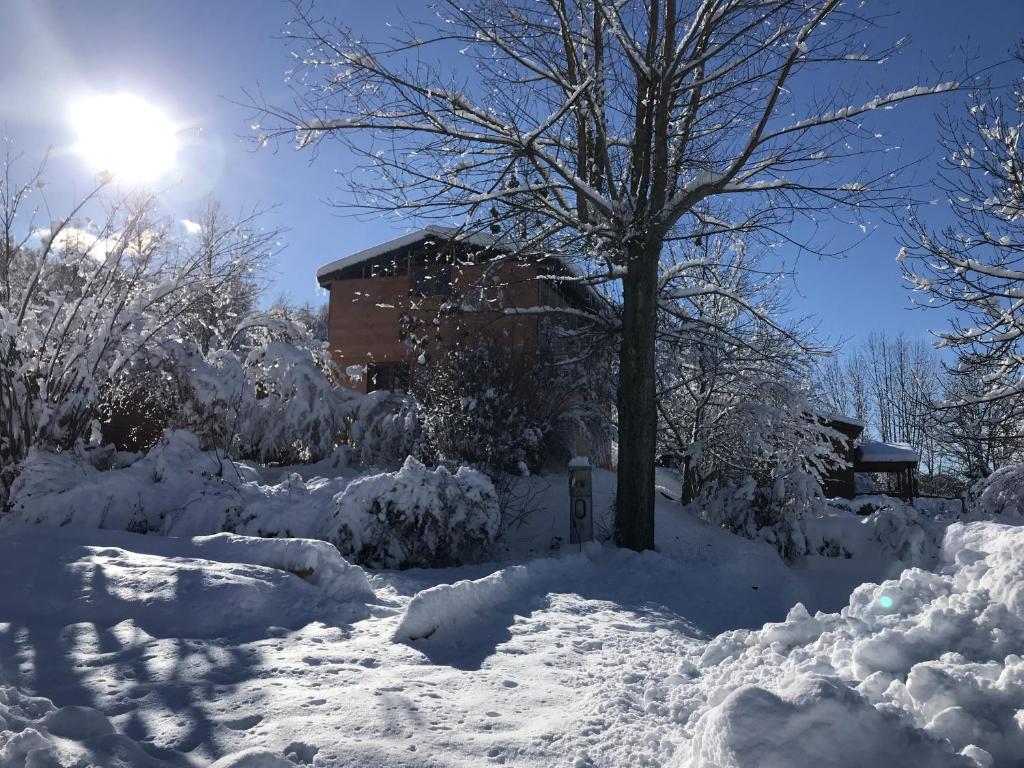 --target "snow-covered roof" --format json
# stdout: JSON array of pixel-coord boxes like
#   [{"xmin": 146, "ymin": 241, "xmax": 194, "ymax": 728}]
[
  {"xmin": 822, "ymin": 412, "xmax": 866, "ymax": 430},
  {"xmin": 316, "ymin": 225, "xmax": 499, "ymax": 283},
  {"xmin": 316, "ymin": 225, "xmax": 603, "ymax": 308},
  {"xmin": 855, "ymin": 441, "xmax": 919, "ymax": 464}
]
